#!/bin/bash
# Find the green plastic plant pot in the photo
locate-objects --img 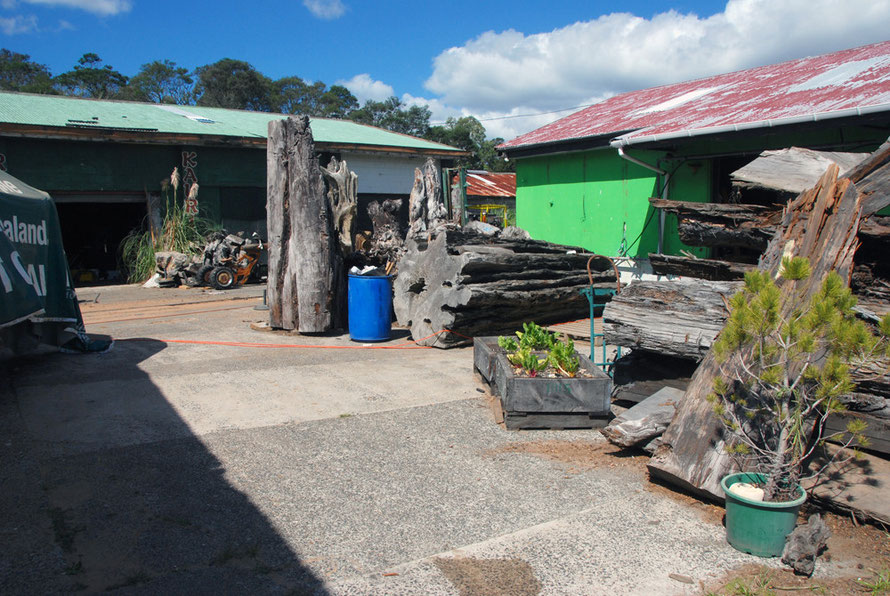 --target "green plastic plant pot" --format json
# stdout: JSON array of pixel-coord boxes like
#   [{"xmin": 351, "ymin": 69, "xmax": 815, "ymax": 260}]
[{"xmin": 721, "ymin": 472, "xmax": 807, "ymax": 558}]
